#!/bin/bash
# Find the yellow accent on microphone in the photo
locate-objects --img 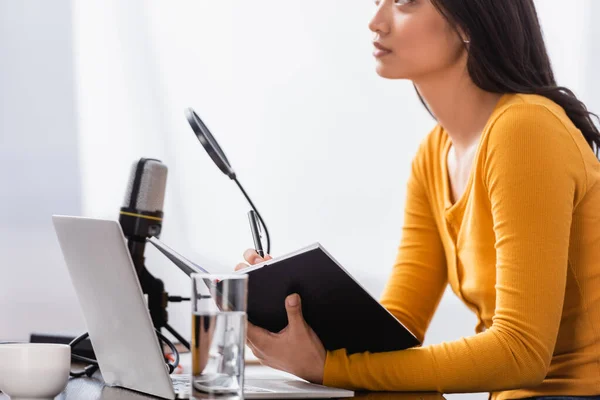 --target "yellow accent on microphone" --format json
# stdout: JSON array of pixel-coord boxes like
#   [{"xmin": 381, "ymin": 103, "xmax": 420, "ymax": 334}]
[{"xmin": 119, "ymin": 211, "xmax": 163, "ymax": 222}]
